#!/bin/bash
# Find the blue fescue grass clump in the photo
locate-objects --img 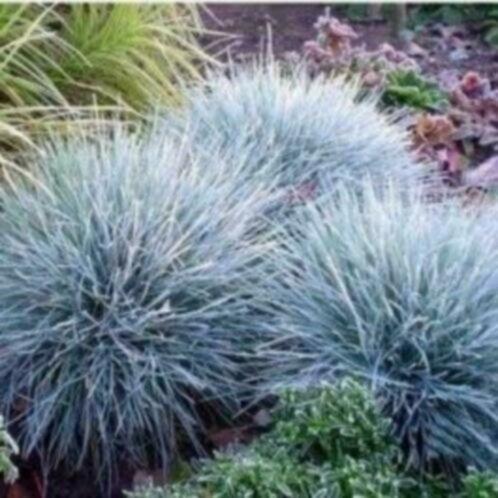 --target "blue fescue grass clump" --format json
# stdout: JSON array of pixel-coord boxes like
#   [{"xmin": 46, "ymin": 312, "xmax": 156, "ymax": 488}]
[
  {"xmin": 164, "ymin": 63, "xmax": 419, "ymax": 191},
  {"xmin": 258, "ymin": 180, "xmax": 498, "ymax": 474},
  {"xmin": 0, "ymin": 124, "xmax": 274, "ymax": 486}
]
